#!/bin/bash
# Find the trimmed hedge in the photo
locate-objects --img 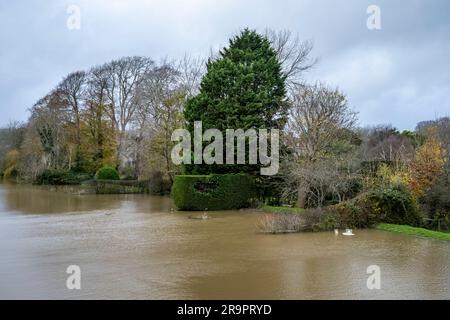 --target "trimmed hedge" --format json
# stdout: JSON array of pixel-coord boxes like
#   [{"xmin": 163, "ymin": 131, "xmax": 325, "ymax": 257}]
[
  {"xmin": 35, "ymin": 170, "xmax": 92, "ymax": 185},
  {"xmin": 95, "ymin": 166, "xmax": 120, "ymax": 180},
  {"xmin": 172, "ymin": 174, "xmax": 256, "ymax": 211}
]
